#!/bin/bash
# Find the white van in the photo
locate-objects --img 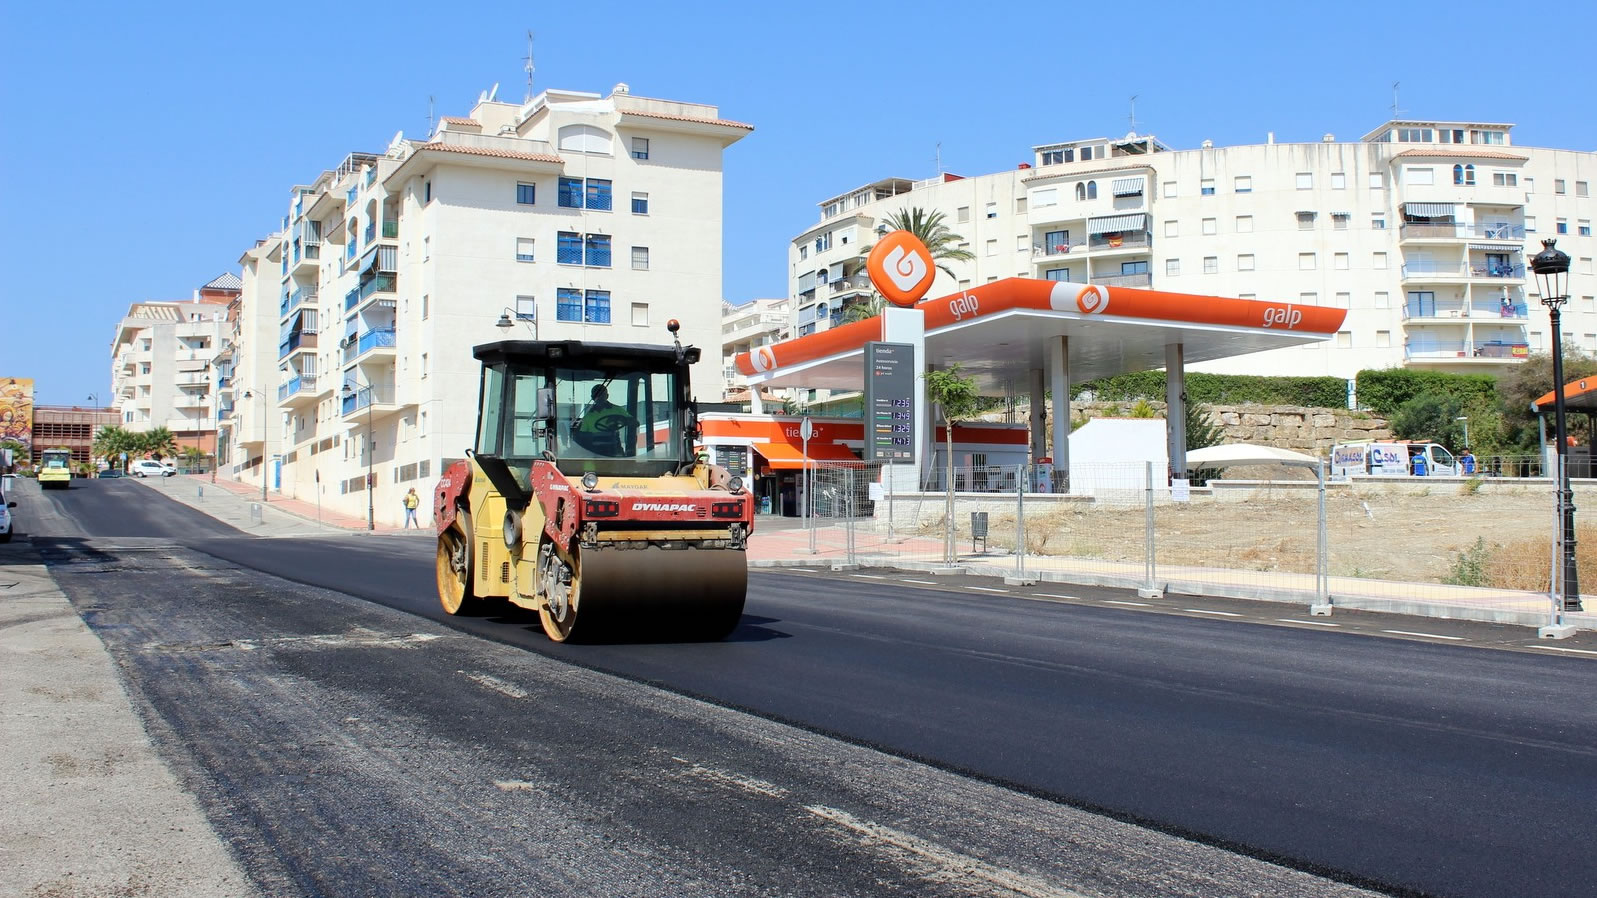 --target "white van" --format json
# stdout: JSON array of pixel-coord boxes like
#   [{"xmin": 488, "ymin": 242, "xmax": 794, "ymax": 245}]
[
  {"xmin": 1331, "ymin": 441, "xmax": 1456, "ymax": 478},
  {"xmin": 129, "ymin": 459, "xmax": 176, "ymax": 478}
]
